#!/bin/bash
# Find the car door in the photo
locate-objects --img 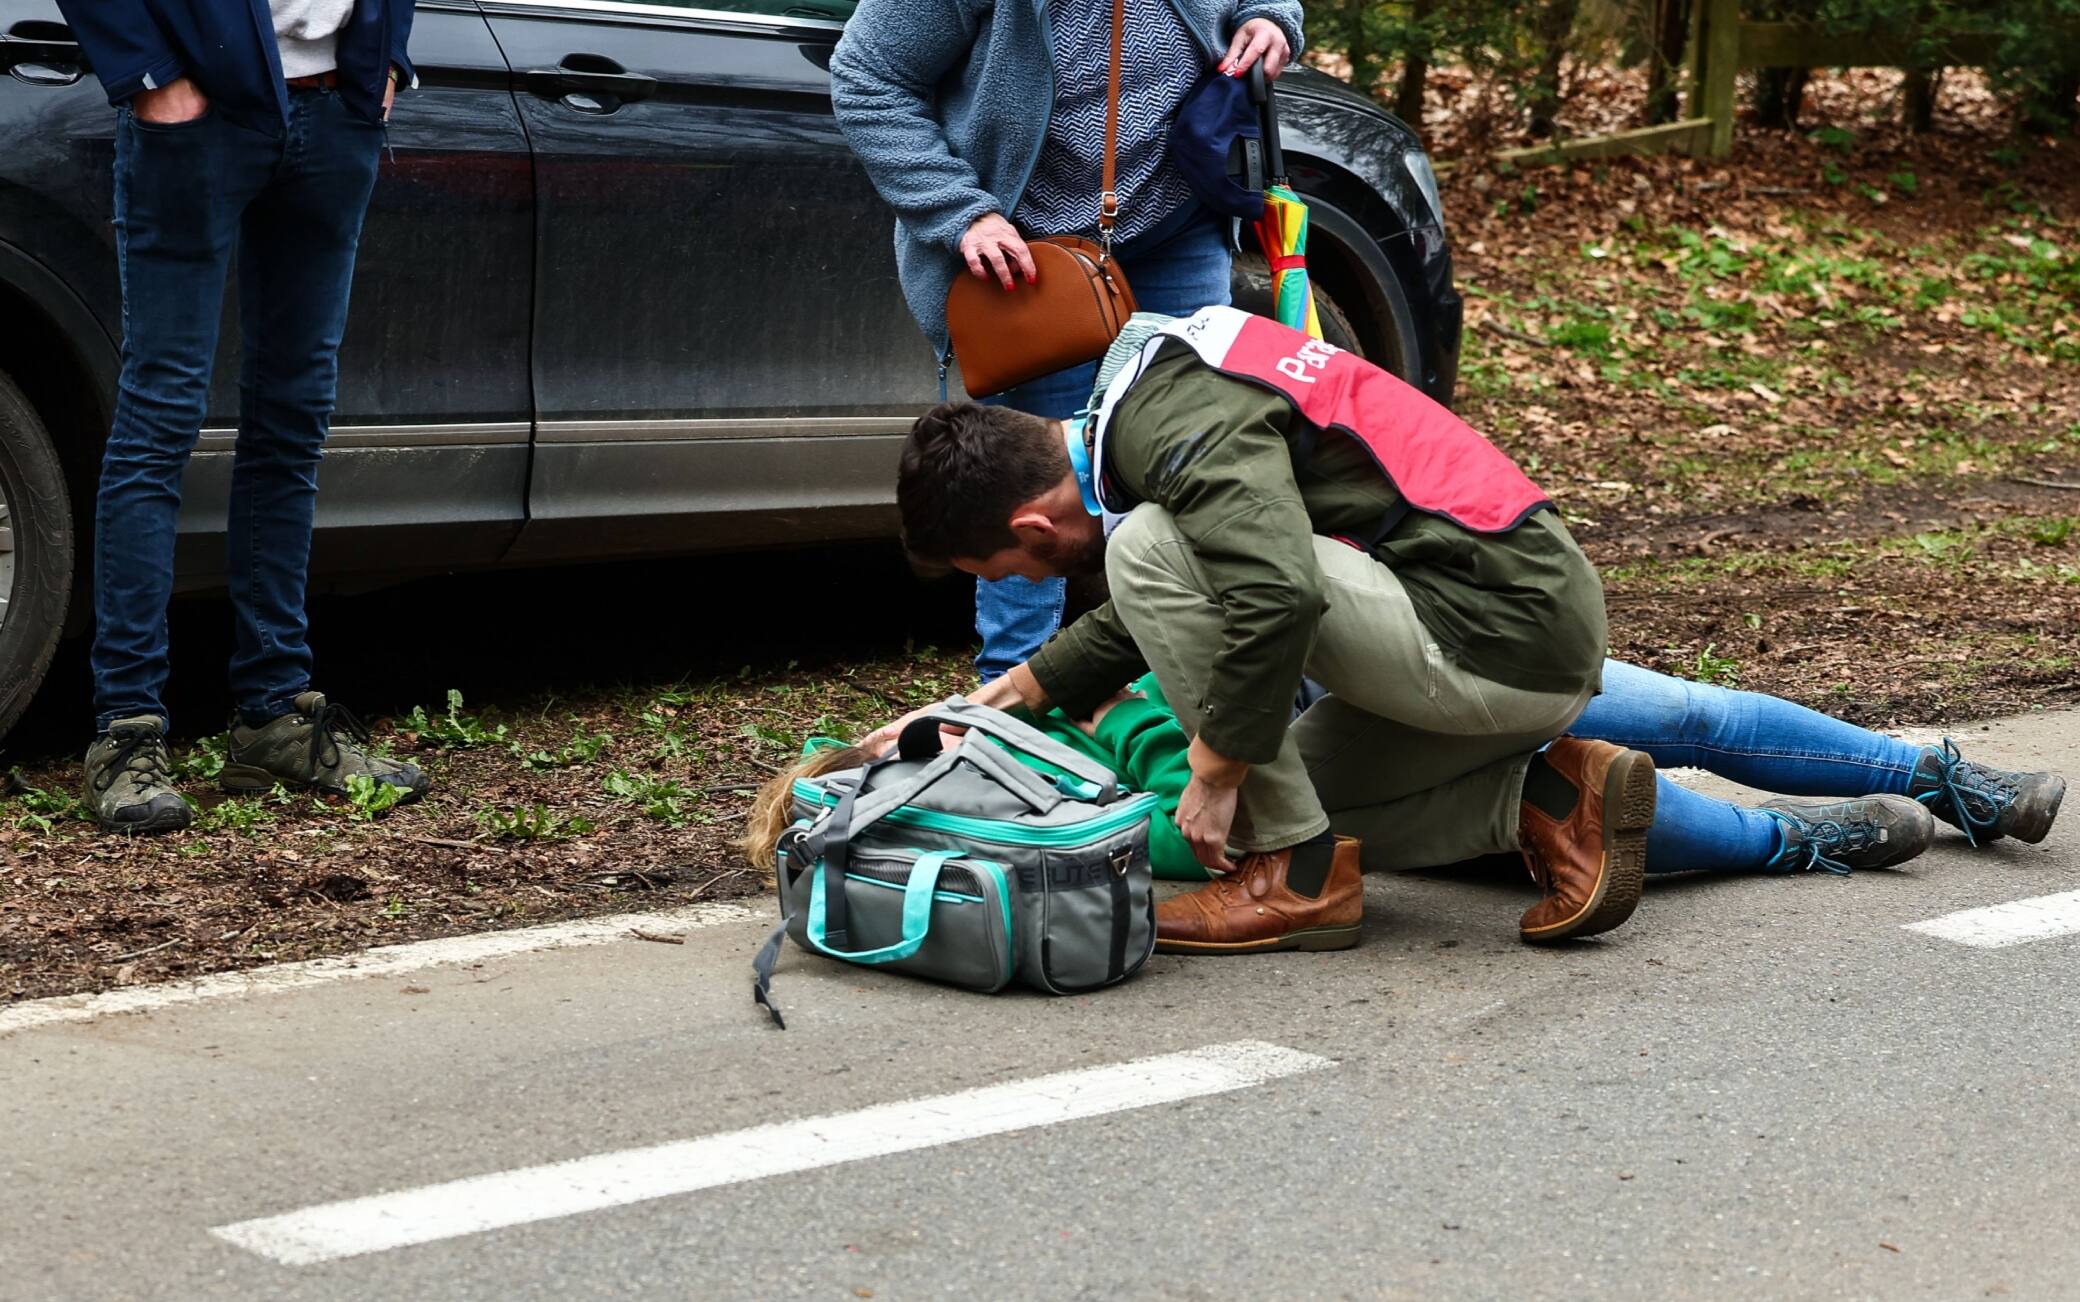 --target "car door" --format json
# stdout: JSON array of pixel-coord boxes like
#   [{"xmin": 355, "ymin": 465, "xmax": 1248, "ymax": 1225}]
[
  {"xmin": 478, "ymin": 0, "xmax": 939, "ymax": 563},
  {"xmin": 182, "ymin": 0, "xmax": 537, "ymax": 582}
]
